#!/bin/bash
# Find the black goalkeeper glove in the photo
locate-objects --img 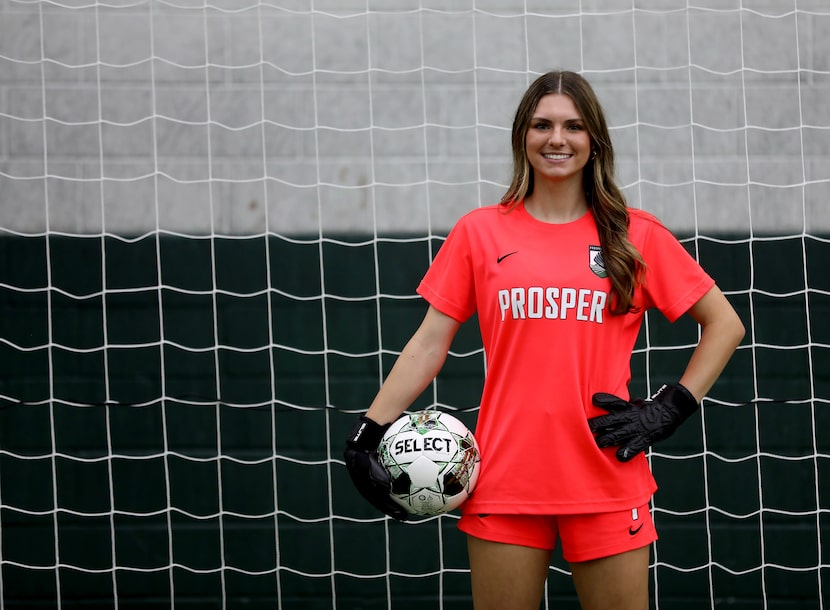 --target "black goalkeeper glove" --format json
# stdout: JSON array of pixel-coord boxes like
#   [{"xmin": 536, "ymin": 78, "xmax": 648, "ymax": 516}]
[
  {"xmin": 588, "ymin": 383, "xmax": 699, "ymax": 462},
  {"xmin": 344, "ymin": 415, "xmax": 408, "ymax": 521}
]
